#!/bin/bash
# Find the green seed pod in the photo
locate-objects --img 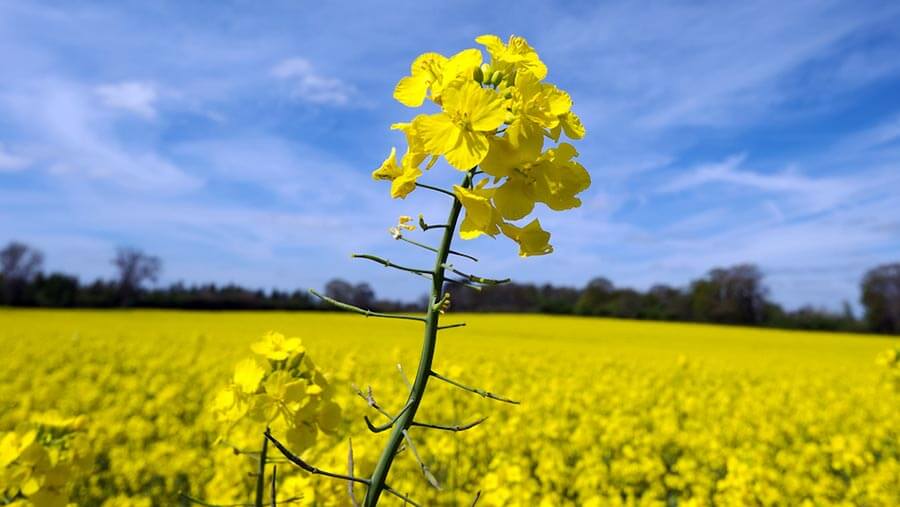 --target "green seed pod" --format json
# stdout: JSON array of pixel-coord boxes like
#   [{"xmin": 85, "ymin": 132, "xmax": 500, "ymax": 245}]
[
  {"xmin": 490, "ymin": 71, "xmax": 503, "ymax": 86},
  {"xmin": 472, "ymin": 66, "xmax": 484, "ymax": 83}
]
